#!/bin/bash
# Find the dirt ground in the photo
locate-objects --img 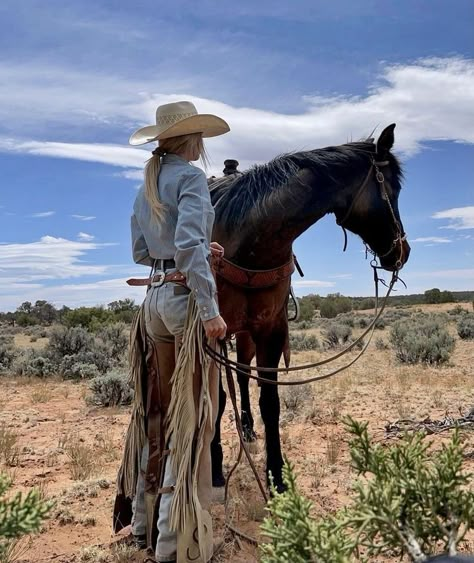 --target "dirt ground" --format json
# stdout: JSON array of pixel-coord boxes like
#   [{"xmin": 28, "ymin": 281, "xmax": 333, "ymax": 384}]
[{"xmin": 1, "ymin": 302, "xmax": 473, "ymax": 562}]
